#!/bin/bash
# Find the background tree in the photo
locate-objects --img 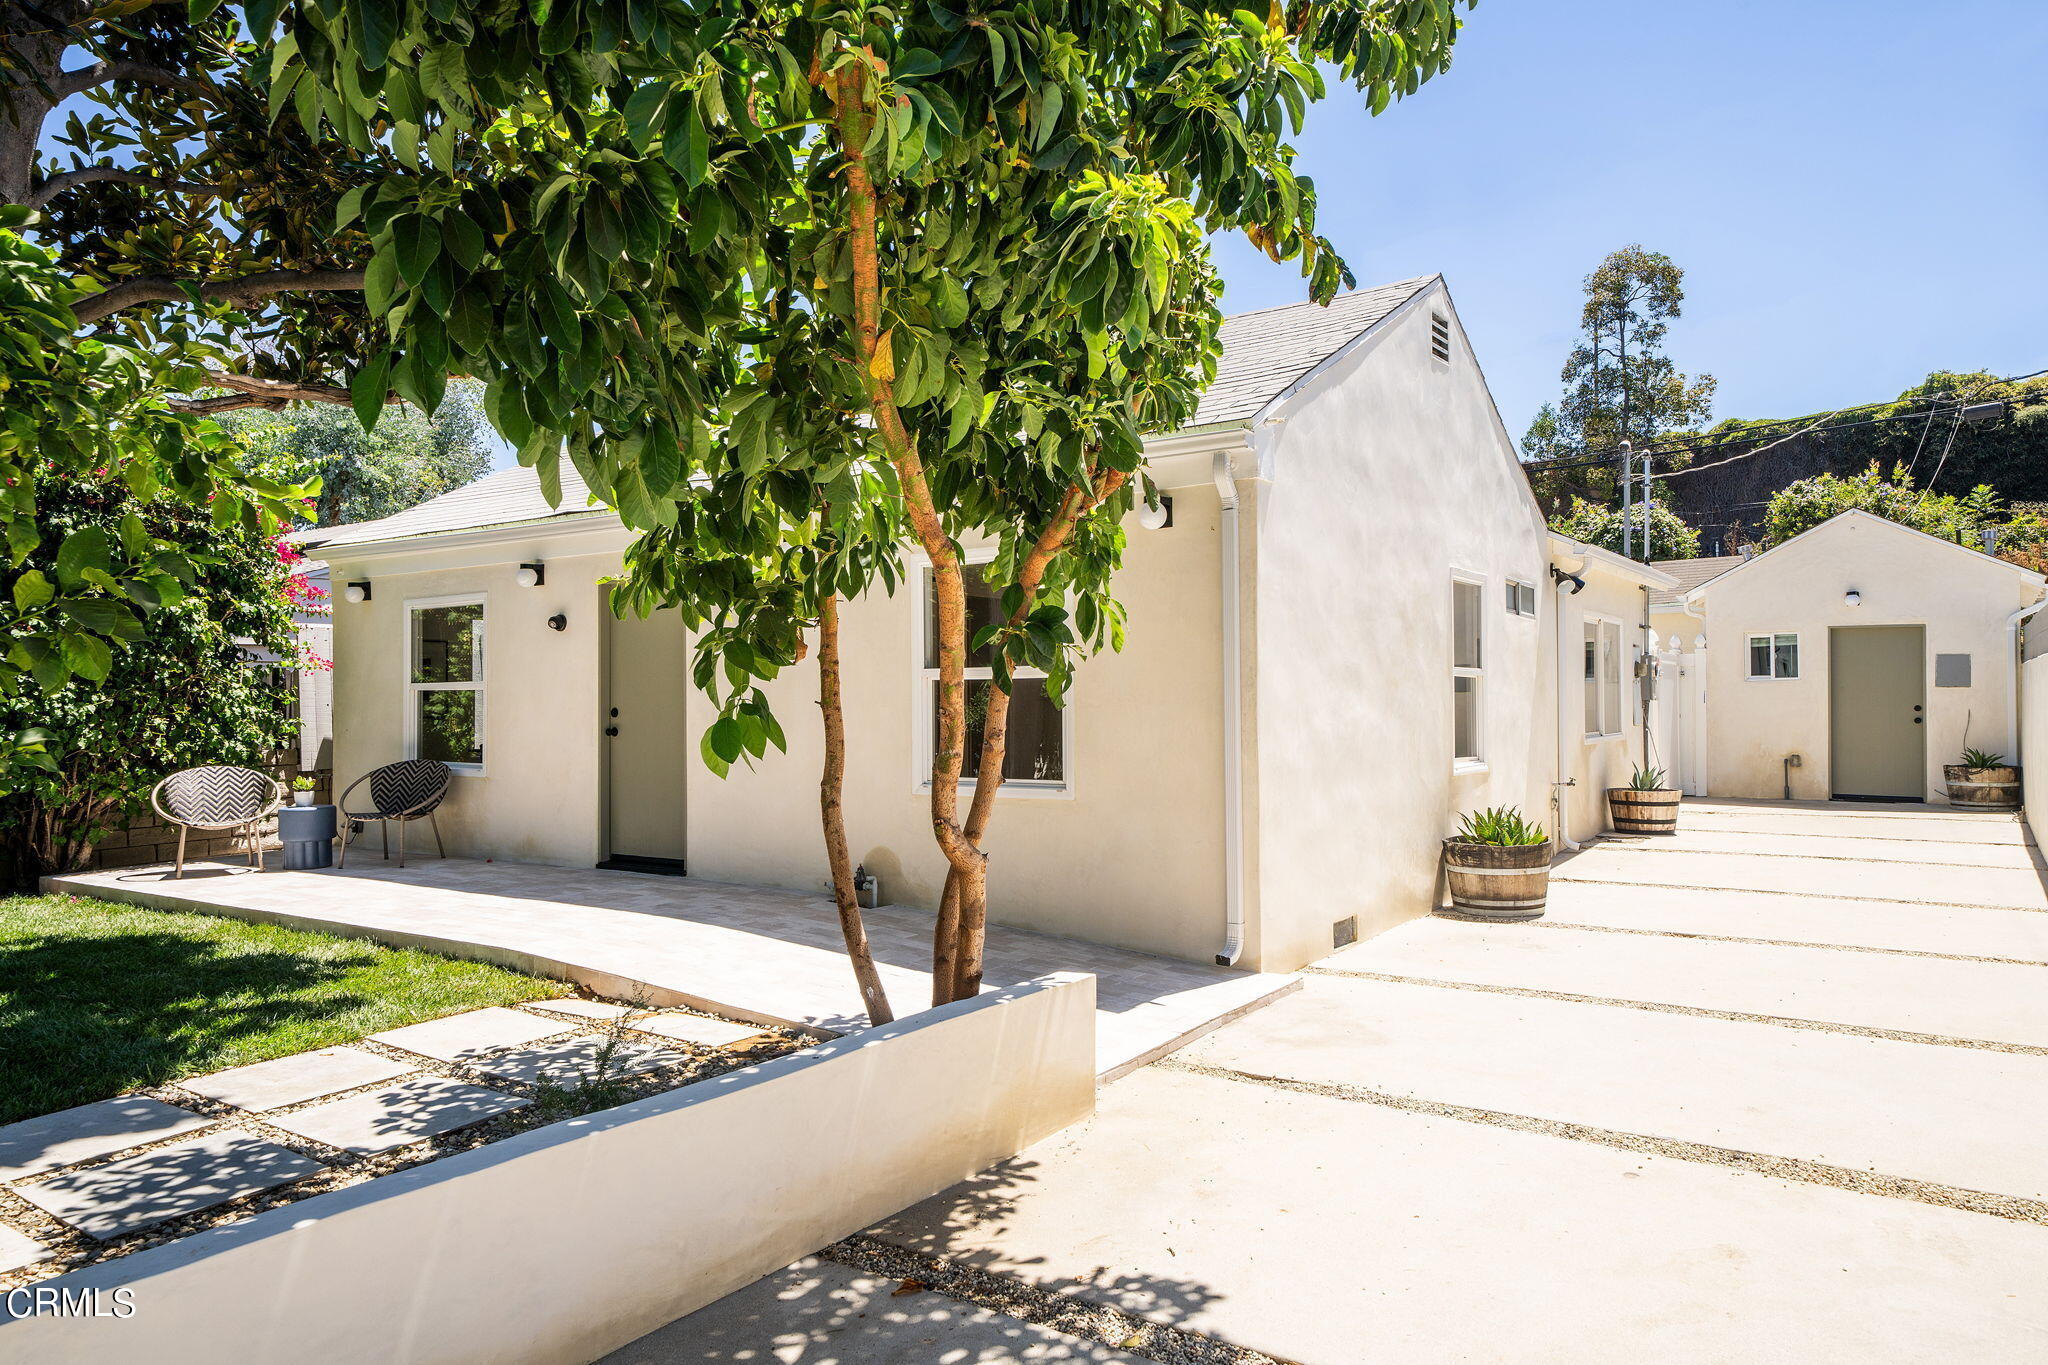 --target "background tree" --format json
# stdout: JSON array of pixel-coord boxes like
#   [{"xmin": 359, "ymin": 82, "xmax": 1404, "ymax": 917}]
[
  {"xmin": 0, "ymin": 467, "xmax": 302, "ymax": 886},
  {"xmin": 1548, "ymin": 495, "xmax": 1701, "ymax": 562},
  {"xmin": 223, "ymin": 380, "xmax": 494, "ymax": 525},
  {"xmin": 1524, "ymin": 244, "xmax": 1715, "ymax": 510},
  {"xmin": 1759, "ymin": 463, "xmax": 2001, "ymax": 548}
]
